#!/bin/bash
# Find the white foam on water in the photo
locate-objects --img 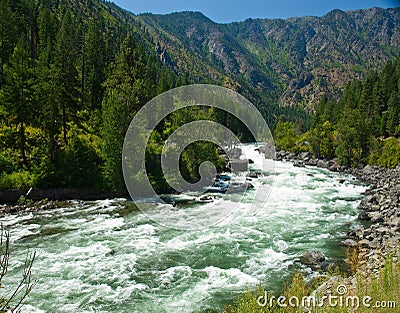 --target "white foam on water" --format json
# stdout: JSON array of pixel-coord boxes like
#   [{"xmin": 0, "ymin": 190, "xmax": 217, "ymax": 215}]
[
  {"xmin": 164, "ymin": 265, "xmax": 259, "ymax": 312},
  {"xmin": 274, "ymin": 239, "xmax": 289, "ymax": 252},
  {"xmin": 245, "ymin": 247, "xmax": 290, "ymax": 274},
  {"xmin": 202, "ymin": 266, "xmax": 258, "ymax": 289},
  {"xmin": 20, "ymin": 305, "xmax": 46, "ymax": 313},
  {"xmin": 158, "ymin": 266, "xmax": 193, "ymax": 286},
  {"xmin": 0, "ymin": 145, "xmax": 370, "ymax": 312}
]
